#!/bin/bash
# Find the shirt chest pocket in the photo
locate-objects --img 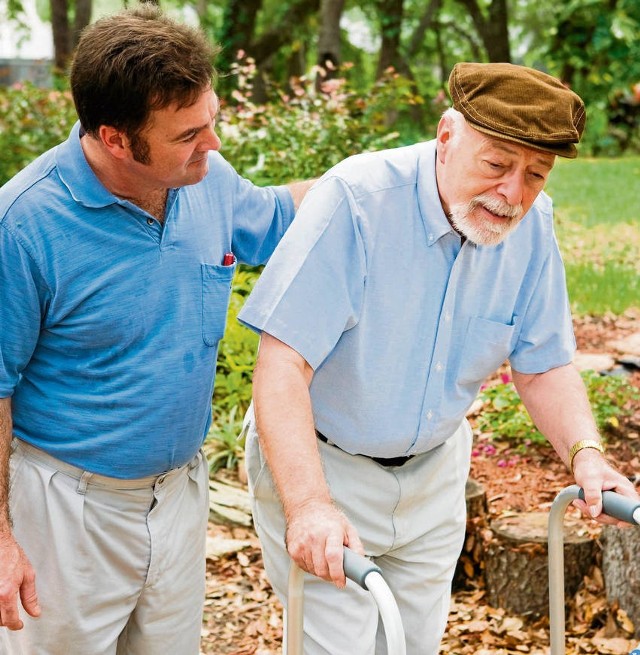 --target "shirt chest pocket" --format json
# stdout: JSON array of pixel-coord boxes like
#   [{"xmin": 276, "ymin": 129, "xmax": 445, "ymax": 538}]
[
  {"xmin": 201, "ymin": 262, "xmax": 236, "ymax": 347},
  {"xmin": 457, "ymin": 316, "xmax": 516, "ymax": 385}
]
